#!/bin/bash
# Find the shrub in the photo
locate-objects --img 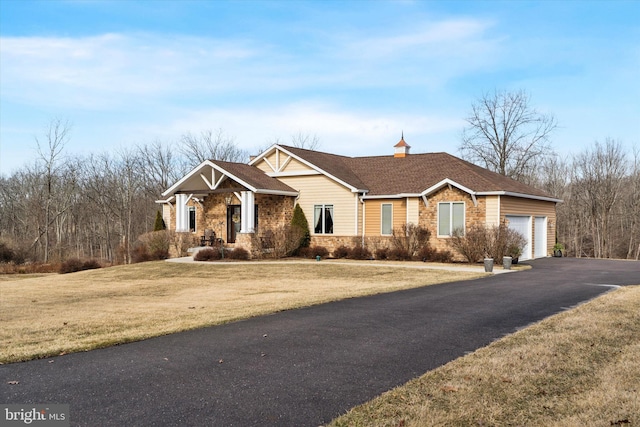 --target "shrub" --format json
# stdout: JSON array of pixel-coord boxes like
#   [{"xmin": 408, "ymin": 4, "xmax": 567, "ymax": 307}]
[
  {"xmin": 333, "ymin": 245, "xmax": 351, "ymax": 259},
  {"xmin": 153, "ymin": 210, "xmax": 166, "ymax": 231},
  {"xmin": 387, "ymin": 248, "xmax": 412, "ymax": 261},
  {"xmin": 59, "ymin": 258, "xmax": 102, "ymax": 274},
  {"xmin": 0, "ymin": 241, "xmax": 26, "ymax": 264},
  {"xmin": 493, "ymin": 224, "xmax": 527, "ymax": 261},
  {"xmin": 447, "ymin": 223, "xmax": 527, "ymax": 264},
  {"xmin": 194, "ymin": 247, "xmax": 222, "ymax": 261},
  {"xmin": 60, "ymin": 258, "xmax": 84, "ymax": 274},
  {"xmin": 264, "ymin": 225, "xmax": 304, "ymax": 258},
  {"xmin": 140, "ymin": 231, "xmax": 171, "ymax": 256},
  {"xmin": 296, "ymin": 246, "xmax": 310, "ymax": 258},
  {"xmin": 151, "ymin": 248, "xmax": 169, "ymax": 260},
  {"xmin": 0, "ymin": 242, "xmax": 15, "ymax": 263},
  {"xmin": 417, "ymin": 245, "xmax": 436, "ymax": 261},
  {"xmin": 418, "ymin": 246, "xmax": 453, "ymax": 263},
  {"xmin": 347, "ymin": 245, "xmax": 372, "ymax": 260},
  {"xmin": 306, "ymin": 245, "xmax": 329, "ymax": 259},
  {"xmin": 448, "ymin": 225, "xmax": 490, "ymax": 263},
  {"xmin": 433, "ymin": 250, "xmax": 453, "ymax": 263},
  {"xmin": 81, "ymin": 259, "xmax": 102, "ymax": 271},
  {"xmin": 227, "ymin": 247, "xmax": 250, "ymax": 260},
  {"xmin": 131, "ymin": 245, "xmax": 151, "ymax": 263},
  {"xmin": 391, "ymin": 224, "xmax": 431, "ymax": 258},
  {"xmin": 375, "ymin": 247, "xmax": 389, "ymax": 260},
  {"xmin": 170, "ymin": 231, "xmax": 200, "ymax": 257},
  {"xmin": 291, "ymin": 204, "xmax": 311, "ymax": 251}
]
